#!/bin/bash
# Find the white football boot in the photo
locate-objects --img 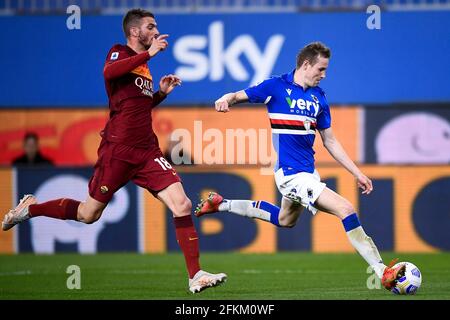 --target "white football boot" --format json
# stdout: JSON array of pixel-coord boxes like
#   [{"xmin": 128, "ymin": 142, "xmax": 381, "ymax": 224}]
[
  {"xmin": 189, "ymin": 270, "xmax": 227, "ymax": 293},
  {"xmin": 2, "ymin": 194, "xmax": 37, "ymax": 231}
]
